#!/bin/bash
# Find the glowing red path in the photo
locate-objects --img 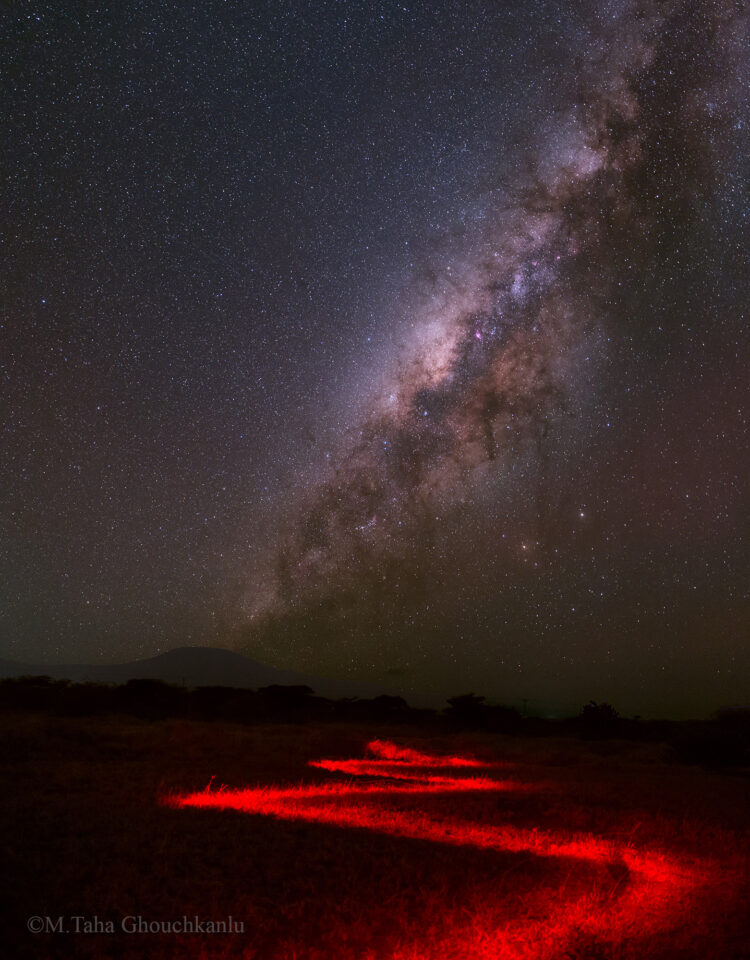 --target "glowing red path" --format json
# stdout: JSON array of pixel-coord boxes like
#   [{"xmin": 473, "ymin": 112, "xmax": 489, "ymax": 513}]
[{"xmin": 168, "ymin": 739, "xmax": 707, "ymax": 959}]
